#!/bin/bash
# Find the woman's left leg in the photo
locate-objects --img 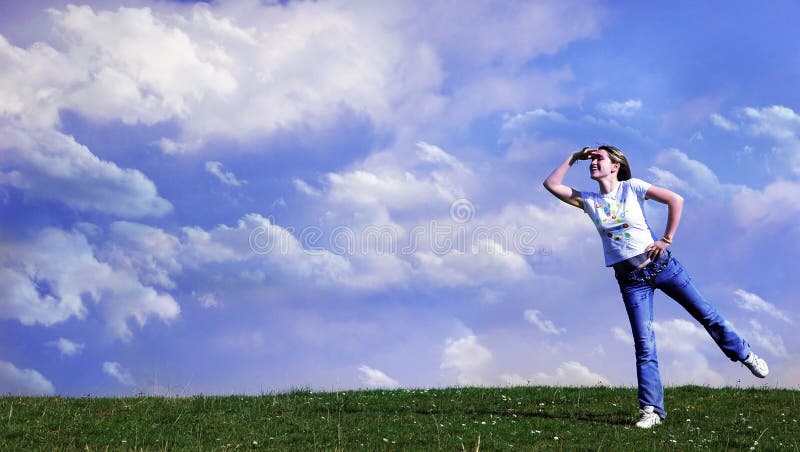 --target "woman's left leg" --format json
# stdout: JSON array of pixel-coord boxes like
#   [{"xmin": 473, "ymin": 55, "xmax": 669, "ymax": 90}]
[{"xmin": 654, "ymin": 255, "xmax": 750, "ymax": 362}]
